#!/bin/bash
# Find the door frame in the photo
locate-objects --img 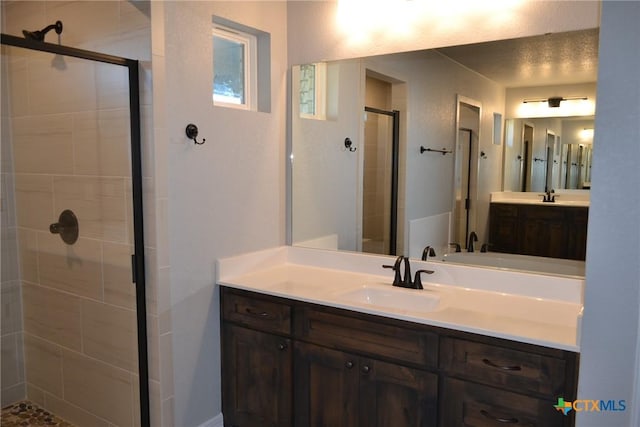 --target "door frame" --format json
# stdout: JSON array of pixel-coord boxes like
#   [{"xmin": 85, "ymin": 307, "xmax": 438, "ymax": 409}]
[
  {"xmin": 363, "ymin": 106, "xmax": 400, "ymax": 255},
  {"xmin": 453, "ymin": 95, "xmax": 482, "ymax": 249}
]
